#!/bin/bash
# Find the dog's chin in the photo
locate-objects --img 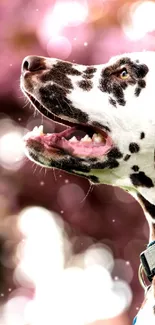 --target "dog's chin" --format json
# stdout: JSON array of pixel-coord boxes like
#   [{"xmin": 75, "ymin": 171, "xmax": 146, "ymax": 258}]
[{"xmin": 22, "ymin": 90, "xmax": 114, "ymax": 170}]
